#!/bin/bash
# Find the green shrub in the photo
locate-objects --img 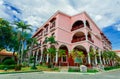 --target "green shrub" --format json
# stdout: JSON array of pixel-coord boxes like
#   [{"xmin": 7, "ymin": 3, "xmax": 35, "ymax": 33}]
[
  {"xmin": 104, "ymin": 66, "xmax": 120, "ymax": 70},
  {"xmin": 52, "ymin": 67, "xmax": 59, "ymax": 71},
  {"xmin": 0, "ymin": 65, "xmax": 15, "ymax": 70},
  {"xmin": 68, "ymin": 68, "xmax": 80, "ymax": 72},
  {"xmin": 6, "ymin": 65, "xmax": 15, "ymax": 69},
  {"xmin": 31, "ymin": 66, "xmax": 37, "ymax": 70},
  {"xmin": 15, "ymin": 65, "xmax": 22, "ymax": 71},
  {"xmin": 87, "ymin": 69, "xmax": 98, "ymax": 73},
  {"xmin": 3, "ymin": 59, "xmax": 16, "ymax": 65},
  {"xmin": 0, "ymin": 65, "xmax": 5, "ymax": 69}
]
